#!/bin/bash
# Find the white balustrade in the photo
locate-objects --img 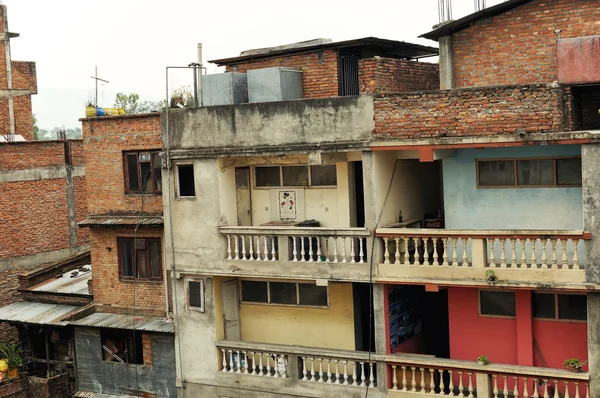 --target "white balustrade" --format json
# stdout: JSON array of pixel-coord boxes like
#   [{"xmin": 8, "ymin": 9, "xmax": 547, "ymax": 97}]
[
  {"xmin": 378, "ymin": 229, "xmax": 588, "ymax": 270},
  {"xmin": 299, "ymin": 355, "xmax": 376, "ymax": 387},
  {"xmin": 220, "ymin": 348, "xmax": 289, "ymax": 378},
  {"xmin": 387, "ymin": 358, "xmax": 589, "ymax": 398},
  {"xmin": 220, "ymin": 226, "xmax": 370, "ymax": 264}
]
